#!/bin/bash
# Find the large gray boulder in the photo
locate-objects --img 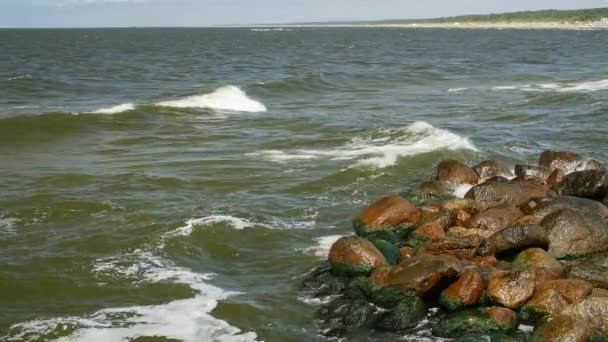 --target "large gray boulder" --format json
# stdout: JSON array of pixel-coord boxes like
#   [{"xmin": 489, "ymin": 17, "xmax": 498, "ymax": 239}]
[{"xmin": 555, "ymin": 169, "xmax": 608, "ymax": 201}]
